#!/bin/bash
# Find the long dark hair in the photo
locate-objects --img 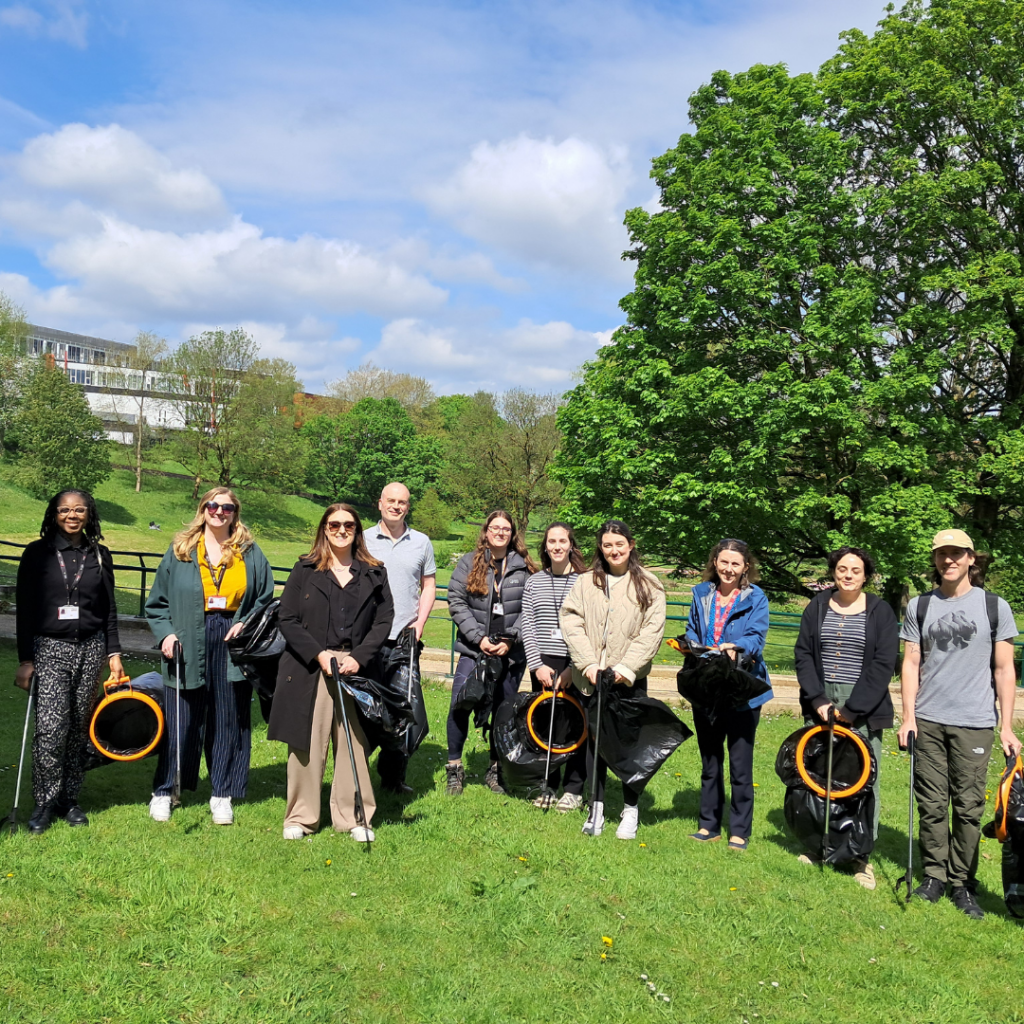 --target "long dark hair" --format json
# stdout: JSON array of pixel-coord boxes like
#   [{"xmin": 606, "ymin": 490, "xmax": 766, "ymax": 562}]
[
  {"xmin": 40, "ymin": 490, "xmax": 103, "ymax": 548},
  {"xmin": 702, "ymin": 538, "xmax": 760, "ymax": 588},
  {"xmin": 466, "ymin": 510, "xmax": 538, "ymax": 595},
  {"xmin": 591, "ymin": 519, "xmax": 655, "ymax": 612},
  {"xmin": 539, "ymin": 521, "xmax": 587, "ymax": 574},
  {"xmin": 304, "ymin": 503, "xmax": 381, "ymax": 572}
]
